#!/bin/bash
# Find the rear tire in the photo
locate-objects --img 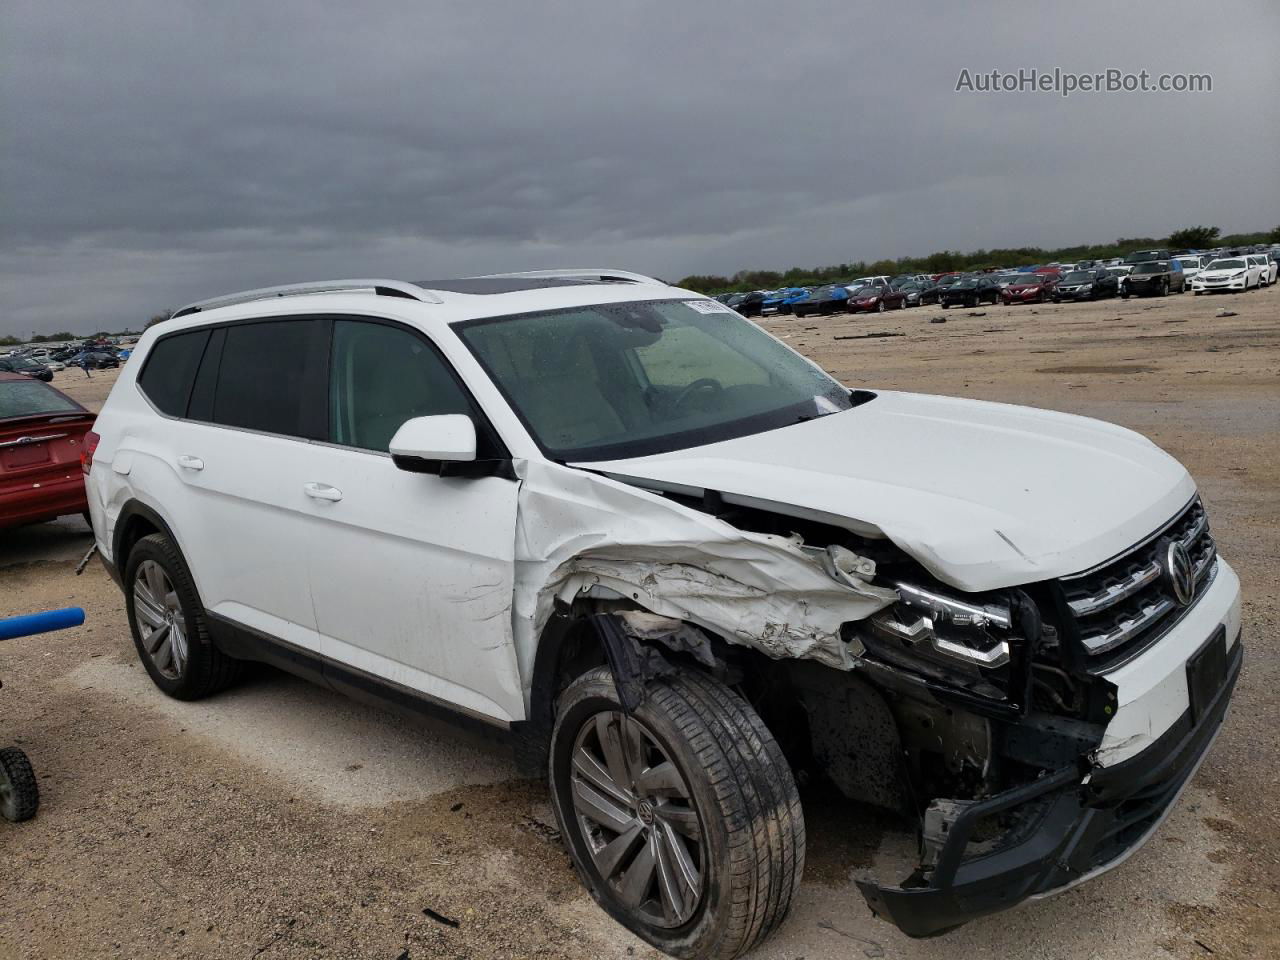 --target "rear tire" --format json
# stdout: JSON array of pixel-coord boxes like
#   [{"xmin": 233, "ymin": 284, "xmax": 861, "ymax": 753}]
[
  {"xmin": 0, "ymin": 747, "xmax": 39, "ymax": 822},
  {"xmin": 124, "ymin": 533, "xmax": 243, "ymax": 700},
  {"xmin": 549, "ymin": 667, "xmax": 804, "ymax": 960}
]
